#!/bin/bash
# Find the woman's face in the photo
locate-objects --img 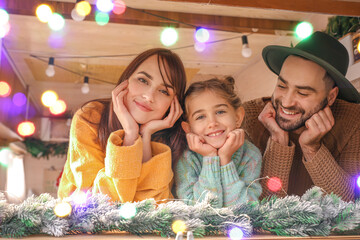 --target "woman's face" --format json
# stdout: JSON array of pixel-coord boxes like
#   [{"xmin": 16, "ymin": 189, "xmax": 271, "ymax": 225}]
[{"xmin": 125, "ymin": 55, "xmax": 175, "ymax": 124}]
